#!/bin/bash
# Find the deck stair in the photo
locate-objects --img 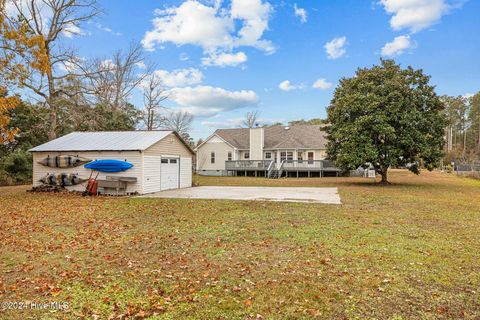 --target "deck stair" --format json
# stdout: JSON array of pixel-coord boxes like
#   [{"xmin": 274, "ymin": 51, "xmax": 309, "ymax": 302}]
[
  {"xmin": 268, "ymin": 160, "xmax": 285, "ymax": 179},
  {"xmin": 269, "ymin": 169, "xmax": 281, "ymax": 179}
]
